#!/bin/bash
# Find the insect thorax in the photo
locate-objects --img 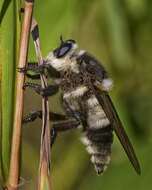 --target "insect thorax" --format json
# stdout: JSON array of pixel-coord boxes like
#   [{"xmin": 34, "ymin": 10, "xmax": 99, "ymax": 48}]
[{"xmin": 61, "ymin": 71, "xmax": 88, "ymax": 91}]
